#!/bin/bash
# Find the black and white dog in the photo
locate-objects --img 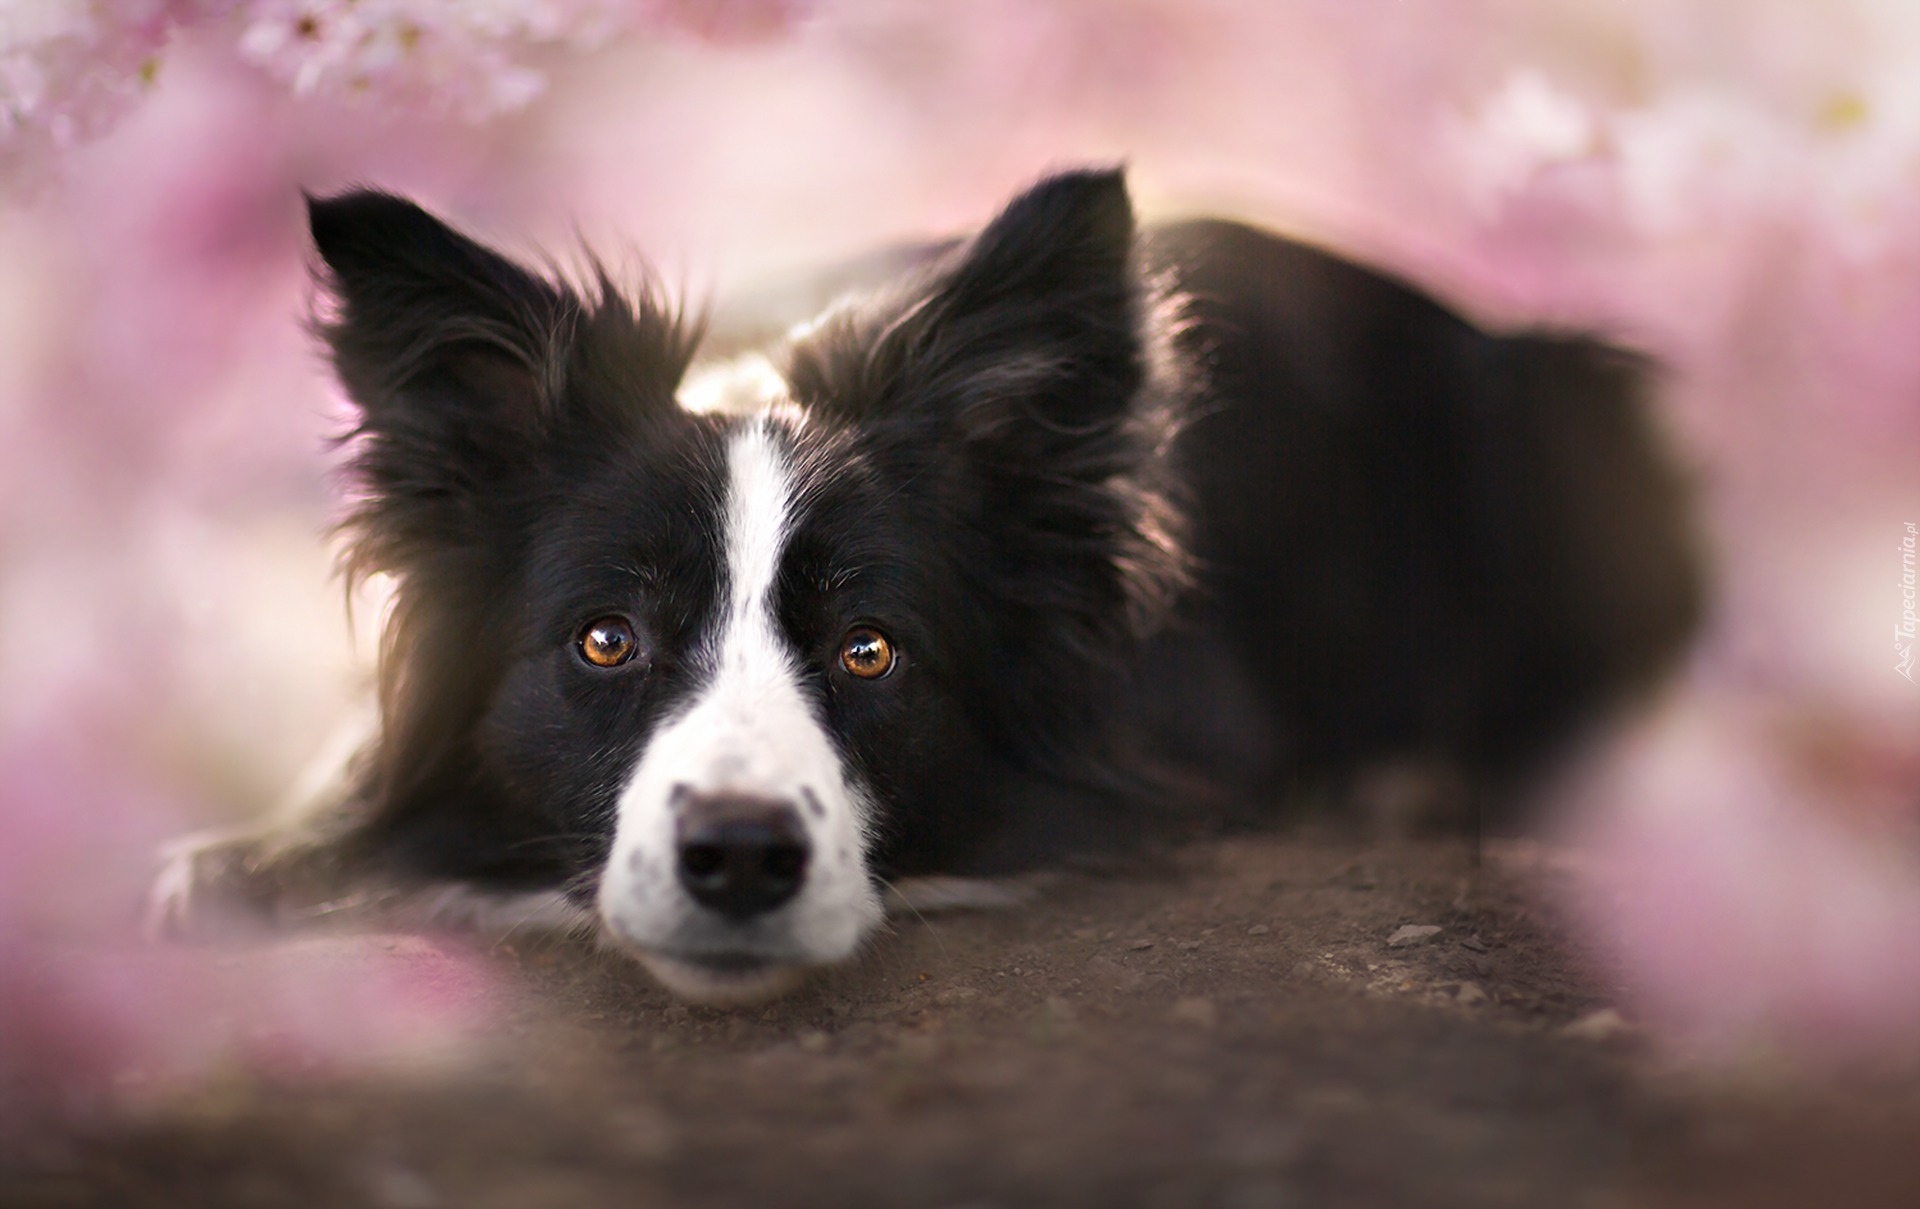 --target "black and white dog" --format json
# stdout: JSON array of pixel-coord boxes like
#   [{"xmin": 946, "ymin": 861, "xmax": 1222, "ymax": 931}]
[{"xmin": 153, "ymin": 169, "xmax": 1700, "ymax": 1003}]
